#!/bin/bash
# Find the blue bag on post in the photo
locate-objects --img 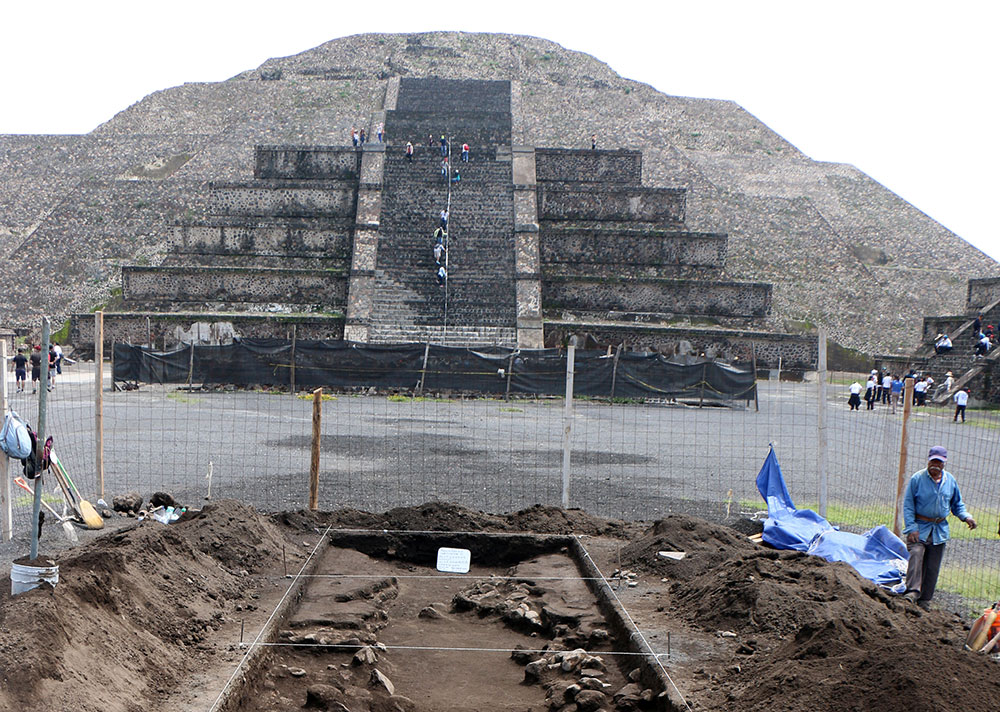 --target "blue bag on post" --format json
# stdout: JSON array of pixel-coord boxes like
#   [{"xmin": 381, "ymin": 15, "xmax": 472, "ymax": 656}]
[{"xmin": 0, "ymin": 410, "xmax": 33, "ymax": 460}]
